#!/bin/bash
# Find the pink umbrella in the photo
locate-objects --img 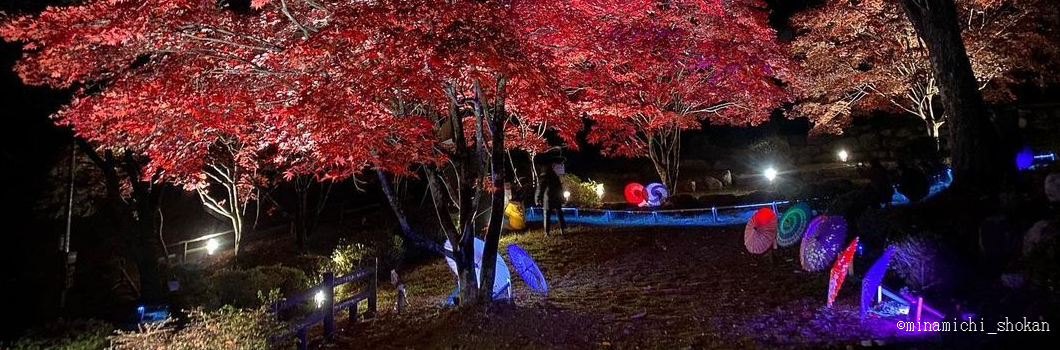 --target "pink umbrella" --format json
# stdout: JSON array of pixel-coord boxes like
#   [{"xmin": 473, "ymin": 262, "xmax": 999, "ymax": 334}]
[
  {"xmin": 744, "ymin": 207, "xmax": 778, "ymax": 254},
  {"xmin": 827, "ymin": 237, "xmax": 859, "ymax": 307},
  {"xmin": 800, "ymin": 215, "xmax": 847, "ymax": 272}
]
